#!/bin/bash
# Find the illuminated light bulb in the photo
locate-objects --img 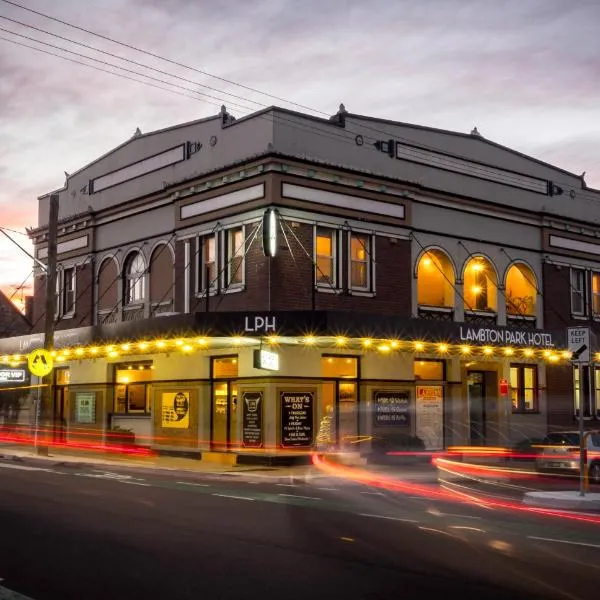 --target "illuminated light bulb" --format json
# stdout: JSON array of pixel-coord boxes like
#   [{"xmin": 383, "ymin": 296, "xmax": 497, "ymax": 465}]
[
  {"xmin": 56, "ymin": 355, "xmax": 66, "ymax": 362},
  {"xmin": 304, "ymin": 336, "xmax": 316, "ymax": 345},
  {"xmin": 414, "ymin": 341, "xmax": 425, "ymax": 351},
  {"xmin": 471, "ymin": 262, "xmax": 484, "ymax": 272},
  {"xmin": 106, "ymin": 345, "xmax": 114, "ymax": 353},
  {"xmin": 268, "ymin": 336, "xmax": 279, "ymax": 344},
  {"xmin": 138, "ymin": 342, "xmax": 149, "ymax": 350},
  {"xmin": 504, "ymin": 348, "xmax": 514, "ymax": 356},
  {"xmin": 182, "ymin": 344, "xmax": 193, "ymax": 352},
  {"xmin": 378, "ymin": 344, "xmax": 391, "ymax": 353},
  {"xmin": 390, "ymin": 340, "xmax": 399, "ymax": 349},
  {"xmin": 549, "ymin": 354, "xmax": 559, "ymax": 362},
  {"xmin": 483, "ymin": 346, "xmax": 493, "ymax": 355},
  {"xmin": 562, "ymin": 350, "xmax": 572, "ymax": 359},
  {"xmin": 50, "ymin": 350, "xmax": 57, "ymax": 357},
  {"xmin": 175, "ymin": 339, "xmax": 184, "ymax": 347},
  {"xmin": 524, "ymin": 348, "xmax": 534, "ymax": 358},
  {"xmin": 543, "ymin": 349, "xmax": 552, "ymax": 358},
  {"xmin": 233, "ymin": 337, "xmax": 242, "ymax": 345},
  {"xmin": 362, "ymin": 339, "xmax": 372, "ymax": 347},
  {"xmin": 90, "ymin": 347, "xmax": 99, "ymax": 355},
  {"xmin": 438, "ymin": 343, "xmax": 449, "ymax": 353},
  {"xmin": 12, "ymin": 354, "xmax": 20, "ymax": 361},
  {"xmin": 461, "ymin": 345, "xmax": 471, "ymax": 354},
  {"xmin": 471, "ymin": 285, "xmax": 482, "ymax": 295},
  {"xmin": 423, "ymin": 257, "xmax": 432, "ymax": 267},
  {"xmin": 156, "ymin": 340, "xmax": 166, "ymax": 349},
  {"xmin": 108, "ymin": 350, "xmax": 119, "ymax": 358},
  {"xmin": 336, "ymin": 337, "xmax": 347, "ymax": 346},
  {"xmin": 121, "ymin": 343, "xmax": 130, "ymax": 351},
  {"xmin": 196, "ymin": 338, "xmax": 208, "ymax": 346},
  {"xmin": 75, "ymin": 348, "xmax": 84, "ymax": 356},
  {"xmin": 0, "ymin": 355, "xmax": 7, "ymax": 363},
  {"xmin": 62, "ymin": 349, "xmax": 72, "ymax": 357}
]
